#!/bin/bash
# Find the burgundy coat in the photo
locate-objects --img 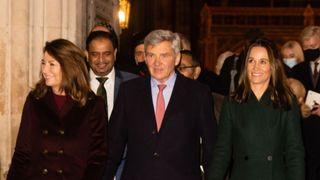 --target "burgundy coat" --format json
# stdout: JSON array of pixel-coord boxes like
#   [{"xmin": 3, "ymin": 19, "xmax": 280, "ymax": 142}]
[{"xmin": 7, "ymin": 91, "xmax": 107, "ymax": 180}]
